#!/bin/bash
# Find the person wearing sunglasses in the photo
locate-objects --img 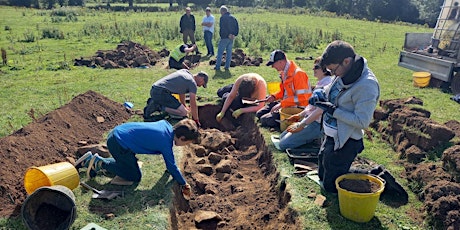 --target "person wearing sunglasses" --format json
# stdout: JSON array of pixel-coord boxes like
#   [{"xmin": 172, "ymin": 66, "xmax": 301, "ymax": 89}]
[
  {"xmin": 309, "ymin": 40, "xmax": 380, "ymax": 193},
  {"xmin": 278, "ymin": 57, "xmax": 332, "ymax": 151}
]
